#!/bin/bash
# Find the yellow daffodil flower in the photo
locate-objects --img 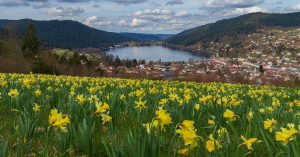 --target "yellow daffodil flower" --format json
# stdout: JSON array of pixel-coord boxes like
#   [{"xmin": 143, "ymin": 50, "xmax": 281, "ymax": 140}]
[
  {"xmin": 239, "ymin": 136, "xmax": 261, "ymax": 150},
  {"xmin": 206, "ymin": 134, "xmax": 222, "ymax": 153},
  {"xmin": 33, "ymin": 103, "xmax": 41, "ymax": 112},
  {"xmin": 8, "ymin": 89, "xmax": 19, "ymax": 99},
  {"xmin": 264, "ymin": 119, "xmax": 277, "ymax": 133},
  {"xmin": 223, "ymin": 109, "xmax": 237, "ymax": 121},
  {"xmin": 275, "ymin": 127, "xmax": 298, "ymax": 145}
]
